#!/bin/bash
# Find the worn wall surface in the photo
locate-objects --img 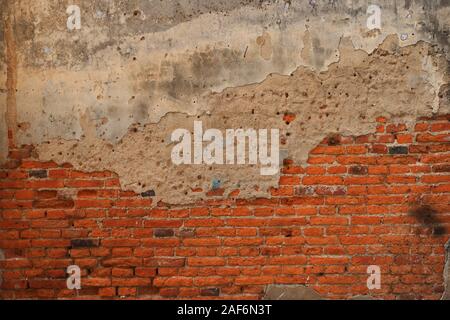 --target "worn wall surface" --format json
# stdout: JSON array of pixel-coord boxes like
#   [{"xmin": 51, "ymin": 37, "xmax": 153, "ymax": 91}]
[
  {"xmin": 0, "ymin": 0, "xmax": 449, "ymax": 300},
  {"xmin": 0, "ymin": 0, "xmax": 448, "ymax": 203},
  {"xmin": 0, "ymin": 117, "xmax": 449, "ymax": 300}
]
